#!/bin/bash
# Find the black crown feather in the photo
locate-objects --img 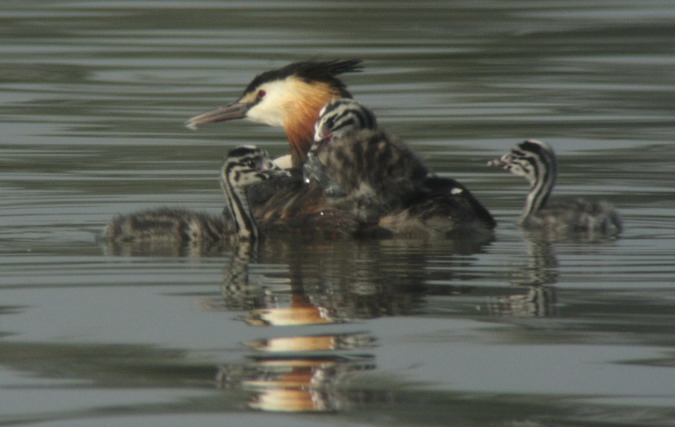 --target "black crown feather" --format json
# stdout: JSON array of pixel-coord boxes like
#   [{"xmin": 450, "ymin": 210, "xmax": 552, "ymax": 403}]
[{"xmin": 242, "ymin": 59, "xmax": 363, "ymax": 99}]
